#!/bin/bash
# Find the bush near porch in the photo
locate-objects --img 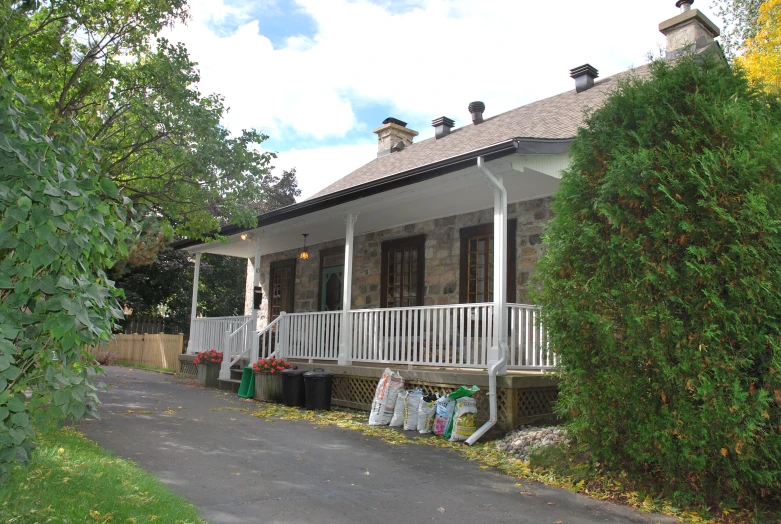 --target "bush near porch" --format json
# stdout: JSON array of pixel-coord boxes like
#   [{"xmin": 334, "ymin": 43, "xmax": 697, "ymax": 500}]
[{"xmin": 537, "ymin": 53, "xmax": 781, "ymax": 508}]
